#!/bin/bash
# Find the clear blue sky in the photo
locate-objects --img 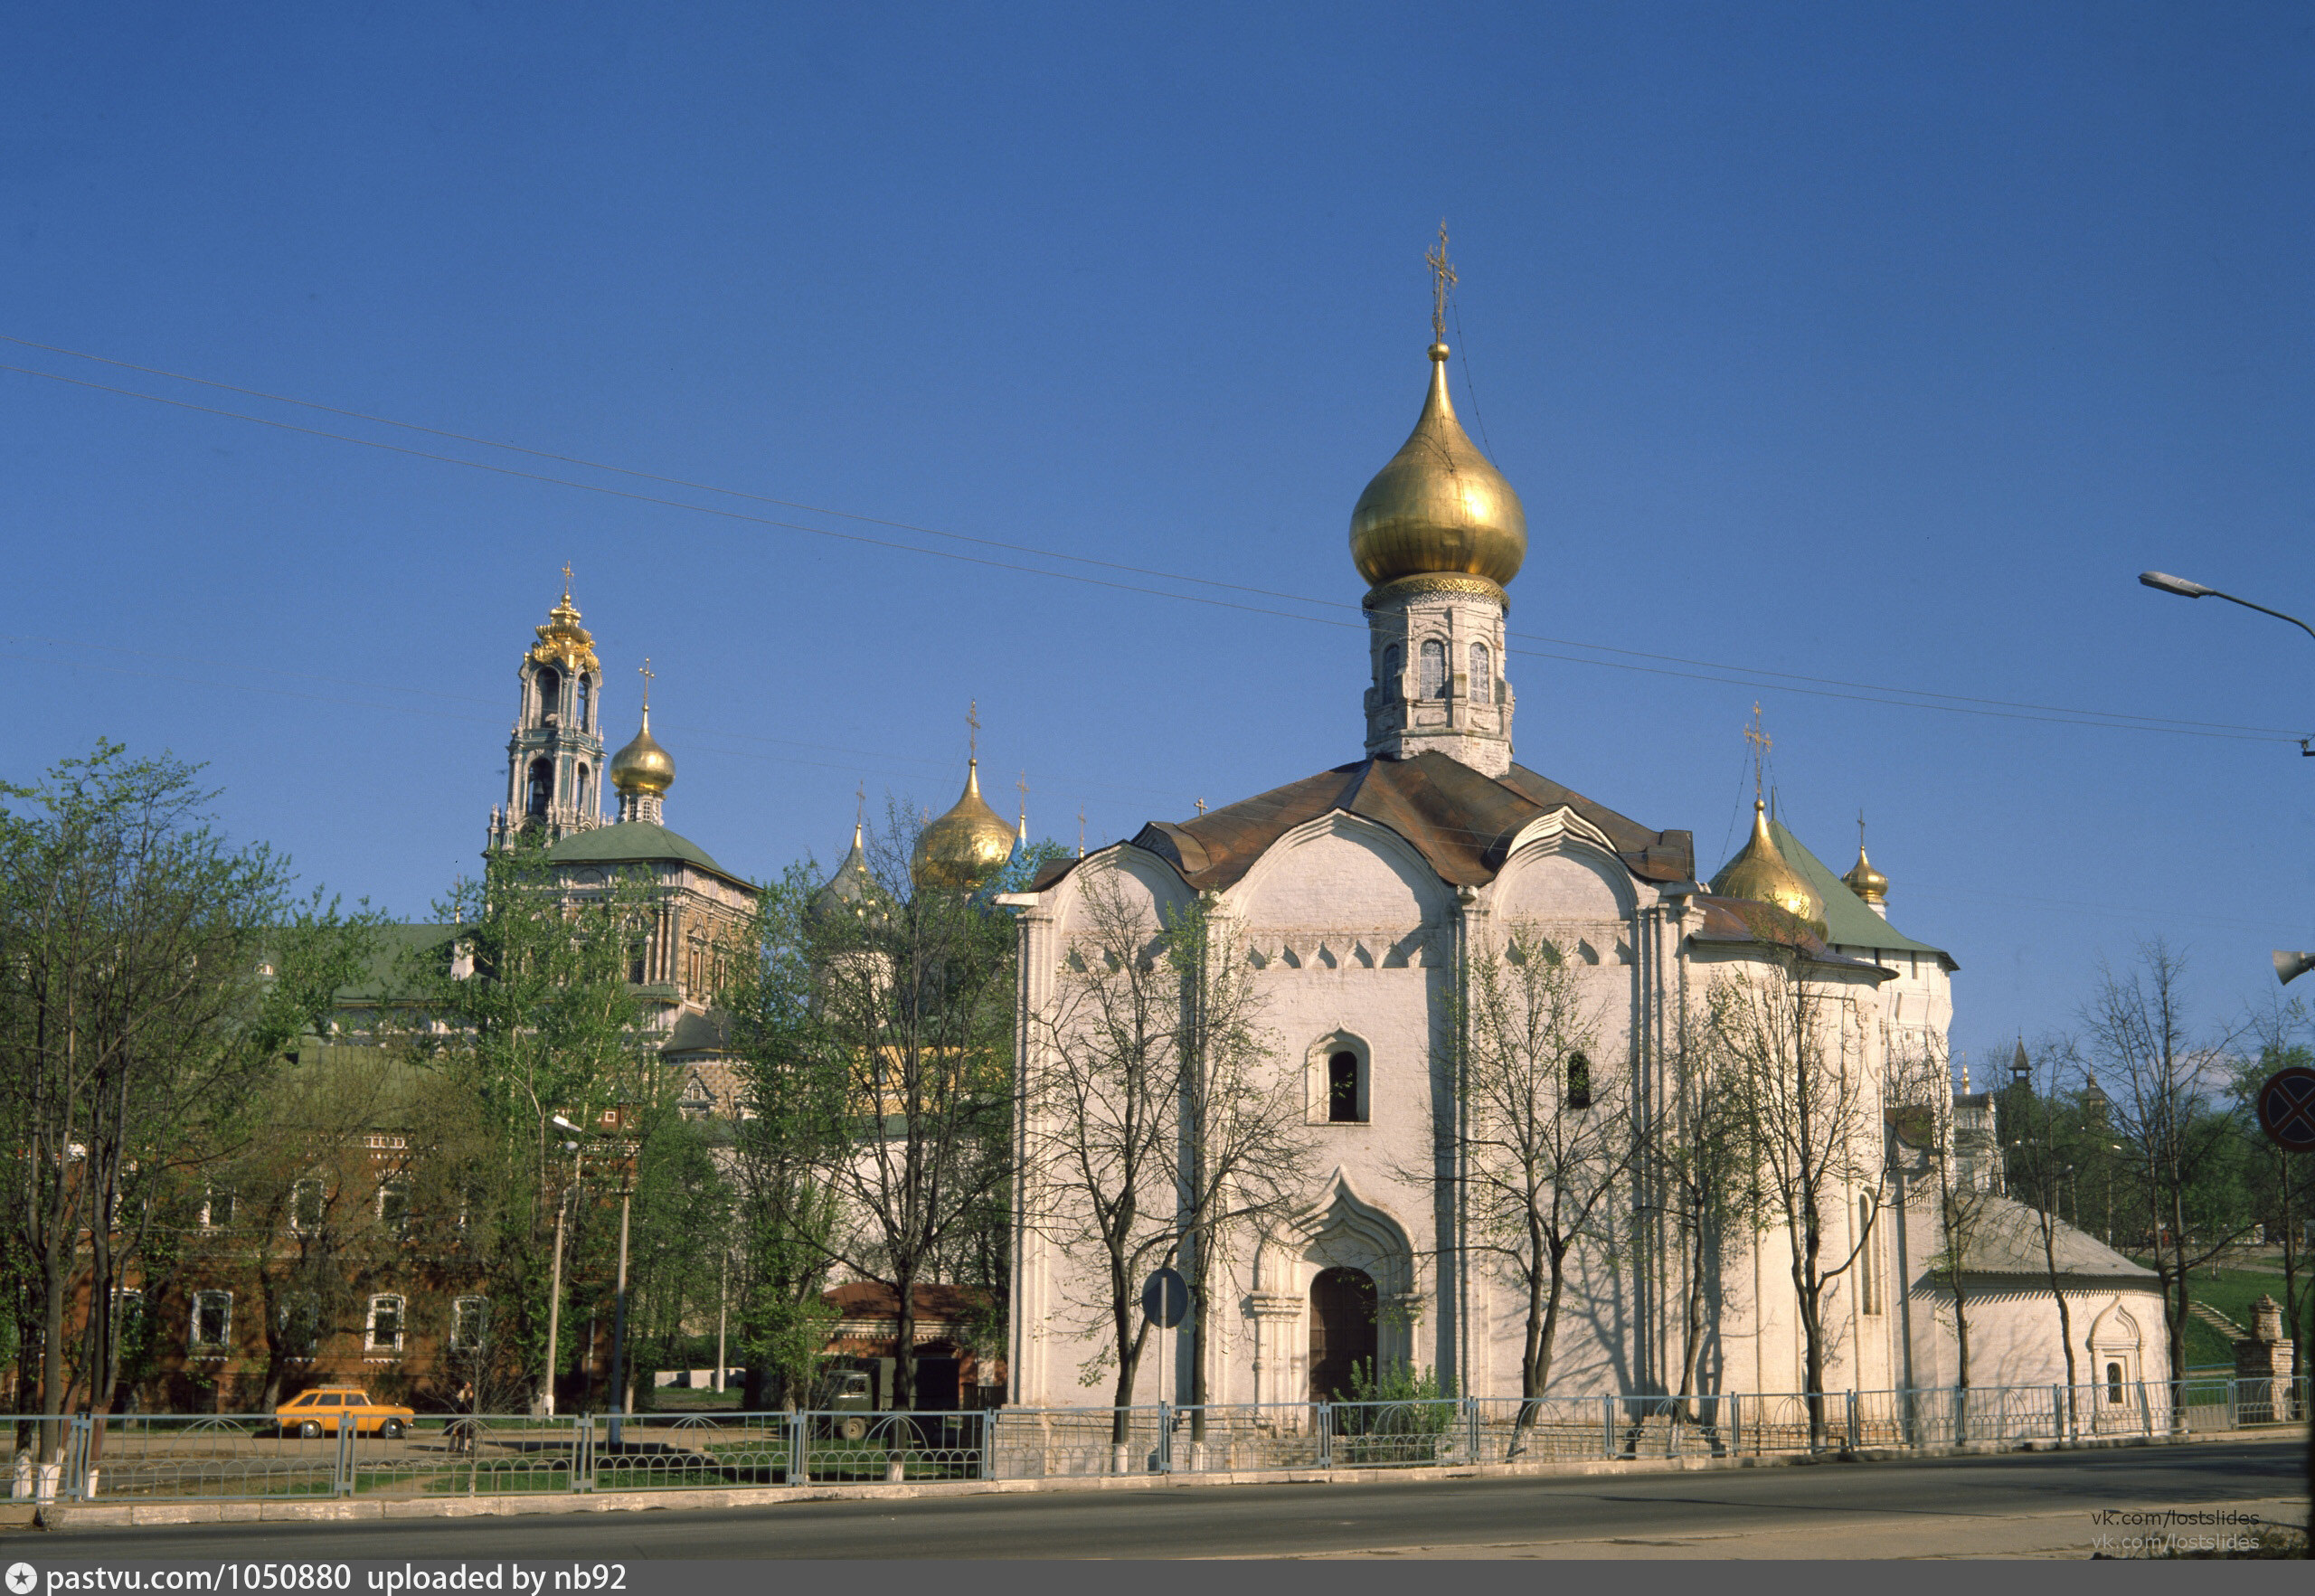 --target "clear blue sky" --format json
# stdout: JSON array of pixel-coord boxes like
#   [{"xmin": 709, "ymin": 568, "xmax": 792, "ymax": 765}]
[{"xmin": 5, "ymin": 3, "xmax": 2310, "ymax": 1071}]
